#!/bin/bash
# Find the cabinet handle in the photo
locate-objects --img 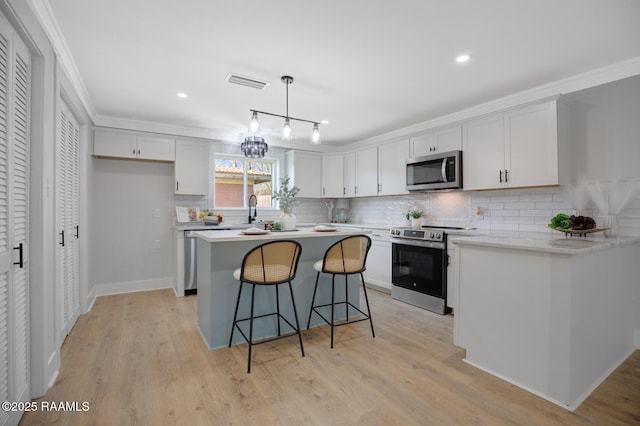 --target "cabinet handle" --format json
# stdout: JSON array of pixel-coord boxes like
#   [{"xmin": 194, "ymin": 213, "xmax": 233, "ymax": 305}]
[
  {"xmin": 499, "ymin": 170, "xmax": 503, "ymax": 183},
  {"xmin": 176, "ymin": 181, "xmax": 179, "ymax": 191},
  {"xmin": 137, "ymin": 149, "xmax": 141, "ymax": 155},
  {"xmin": 75, "ymin": 225, "xmax": 80, "ymax": 239},
  {"xmin": 13, "ymin": 243, "xmax": 23, "ymax": 268},
  {"xmin": 322, "ymin": 187, "xmax": 325, "ymax": 196},
  {"xmin": 355, "ymin": 186, "xmax": 358, "ymax": 194},
  {"xmin": 504, "ymin": 169, "xmax": 509, "ymax": 182},
  {"xmin": 343, "ymin": 187, "xmax": 346, "ymax": 196},
  {"xmin": 59, "ymin": 230, "xmax": 65, "ymax": 247},
  {"xmin": 132, "ymin": 149, "xmax": 136, "ymax": 154},
  {"xmin": 378, "ymin": 184, "xmax": 382, "ymax": 193}
]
